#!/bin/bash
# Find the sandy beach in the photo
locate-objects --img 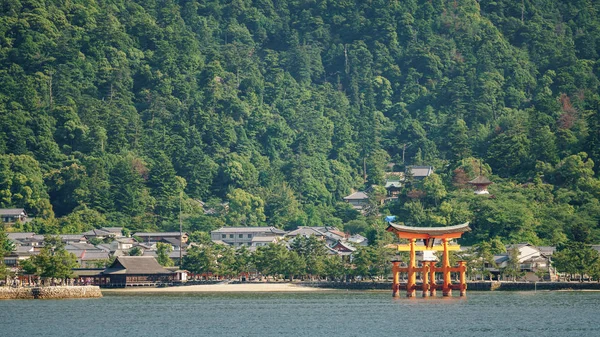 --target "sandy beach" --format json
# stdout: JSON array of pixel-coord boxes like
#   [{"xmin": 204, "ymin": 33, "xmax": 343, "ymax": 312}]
[{"xmin": 102, "ymin": 282, "xmax": 333, "ymax": 293}]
